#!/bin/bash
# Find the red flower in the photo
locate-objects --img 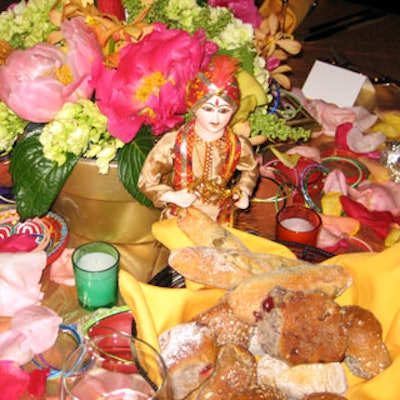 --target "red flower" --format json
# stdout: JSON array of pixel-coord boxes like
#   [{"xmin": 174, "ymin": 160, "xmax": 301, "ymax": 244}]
[
  {"xmin": 93, "ymin": 23, "xmax": 218, "ymax": 143},
  {"xmin": 335, "ymin": 122, "xmax": 353, "ymax": 150},
  {"xmin": 340, "ymin": 196, "xmax": 400, "ymax": 239}
]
